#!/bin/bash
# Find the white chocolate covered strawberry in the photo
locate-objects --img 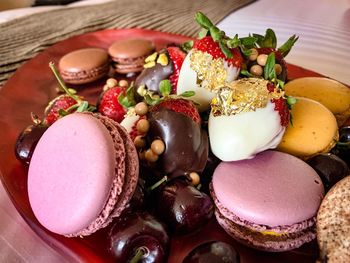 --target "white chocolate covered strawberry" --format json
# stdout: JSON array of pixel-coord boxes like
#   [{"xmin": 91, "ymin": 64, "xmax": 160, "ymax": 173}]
[{"xmin": 208, "ymin": 78, "xmax": 290, "ymax": 161}]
